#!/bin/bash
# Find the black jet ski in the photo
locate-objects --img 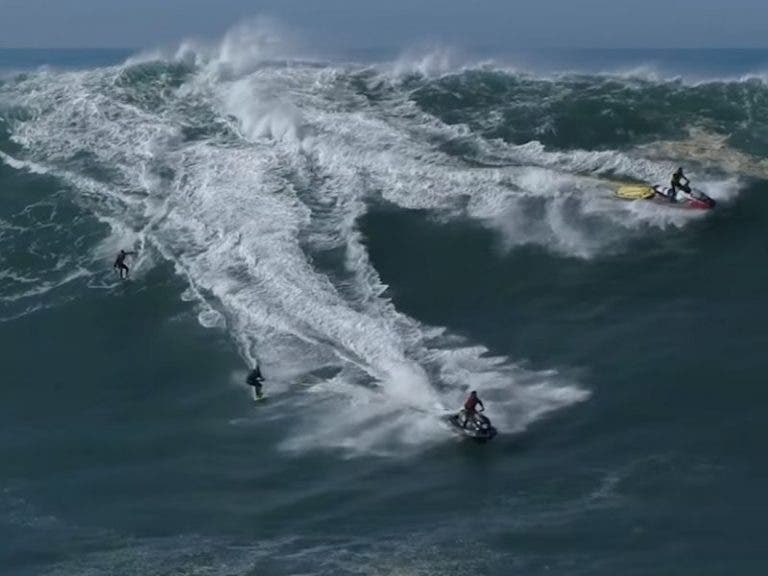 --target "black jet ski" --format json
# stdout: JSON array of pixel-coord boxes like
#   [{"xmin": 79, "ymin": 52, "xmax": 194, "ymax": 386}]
[{"xmin": 446, "ymin": 410, "xmax": 497, "ymax": 441}]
